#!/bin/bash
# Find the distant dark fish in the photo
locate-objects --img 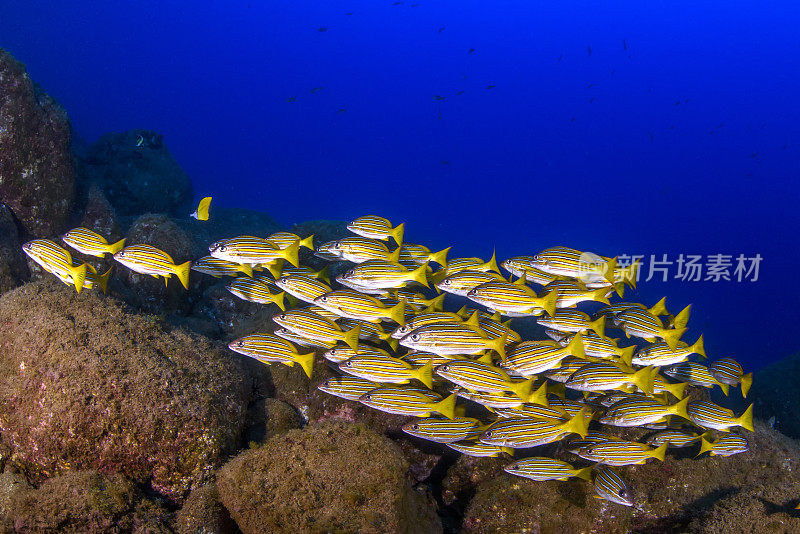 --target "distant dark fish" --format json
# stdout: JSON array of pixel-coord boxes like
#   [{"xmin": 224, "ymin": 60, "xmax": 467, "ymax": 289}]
[
  {"xmin": 468, "ymin": 48, "xmax": 475, "ymax": 54},
  {"xmin": 440, "ymin": 160, "xmax": 450, "ymax": 165},
  {"xmin": 589, "ymin": 97, "xmax": 594, "ymax": 103},
  {"xmin": 587, "ymin": 83, "xmax": 594, "ymax": 89},
  {"xmin": 456, "ymin": 90, "xmax": 465, "ymax": 95},
  {"xmin": 587, "ymin": 44, "xmax": 592, "ymax": 56},
  {"xmin": 669, "ymin": 124, "xmax": 675, "ymax": 130},
  {"xmin": 337, "ymin": 108, "xmax": 347, "ymax": 114},
  {"xmin": 286, "ymin": 96, "xmax": 296, "ymax": 103},
  {"xmin": 750, "ymin": 153, "xmax": 758, "ymax": 159},
  {"xmin": 438, "ymin": 26, "xmax": 445, "ymax": 33},
  {"xmin": 648, "ymin": 131, "xmax": 654, "ymax": 142},
  {"xmin": 393, "ymin": 1, "xmax": 403, "ymax": 4},
  {"xmin": 623, "ymin": 39, "xmax": 627, "ymax": 51},
  {"xmin": 310, "ymin": 86, "xmax": 323, "ymax": 93},
  {"xmin": 433, "ymin": 95, "xmax": 446, "ymax": 101},
  {"xmin": 675, "ymin": 100, "xmax": 680, "ymax": 106},
  {"xmin": 345, "ymin": 12, "xmax": 354, "ymax": 16},
  {"xmin": 558, "ymin": 54, "xmax": 563, "ymax": 61},
  {"xmin": 486, "ymin": 84, "xmax": 496, "ymax": 89},
  {"xmin": 611, "ymin": 69, "xmax": 616, "ymax": 76},
  {"xmin": 570, "ymin": 117, "xmax": 576, "ymax": 123},
  {"xmin": 317, "ymin": 26, "xmax": 327, "ymax": 32},
  {"xmin": 782, "ymin": 144, "xmax": 788, "ymax": 150}
]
